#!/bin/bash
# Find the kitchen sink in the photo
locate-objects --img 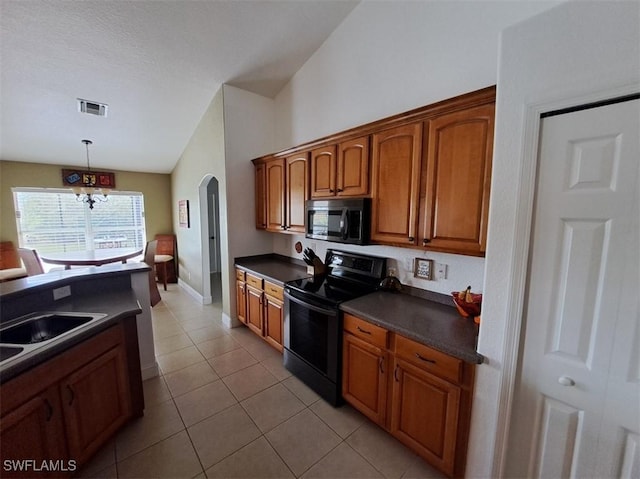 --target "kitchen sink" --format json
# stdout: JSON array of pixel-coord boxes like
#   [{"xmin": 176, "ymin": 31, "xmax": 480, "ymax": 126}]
[
  {"xmin": 0, "ymin": 345, "xmax": 24, "ymax": 362},
  {"xmin": 0, "ymin": 313, "xmax": 106, "ymax": 345}
]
